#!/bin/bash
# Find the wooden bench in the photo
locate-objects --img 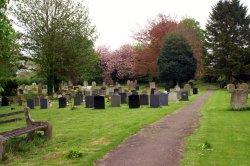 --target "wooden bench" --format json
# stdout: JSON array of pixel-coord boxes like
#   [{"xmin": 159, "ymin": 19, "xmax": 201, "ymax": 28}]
[{"xmin": 0, "ymin": 107, "xmax": 52, "ymax": 160}]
